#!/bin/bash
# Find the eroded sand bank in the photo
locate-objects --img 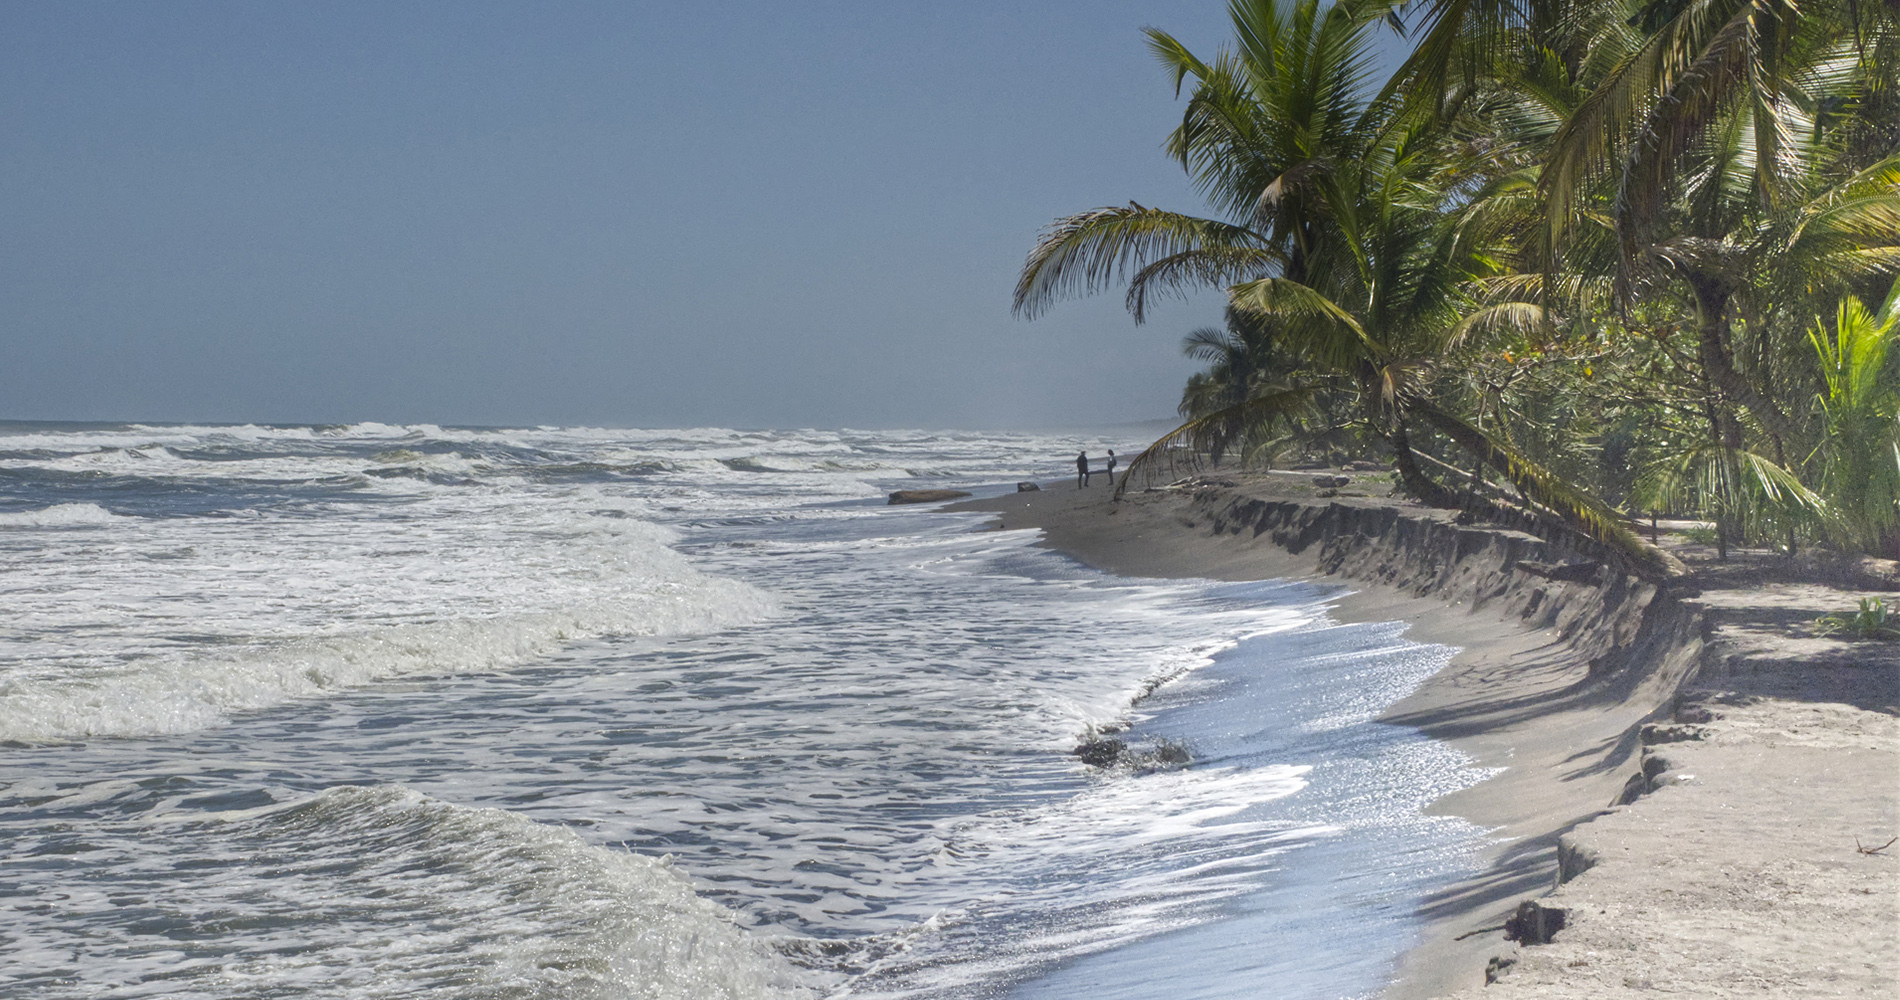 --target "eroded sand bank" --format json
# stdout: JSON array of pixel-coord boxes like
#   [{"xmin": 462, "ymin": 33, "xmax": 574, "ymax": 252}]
[{"xmin": 947, "ymin": 474, "xmax": 1898, "ymax": 998}]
